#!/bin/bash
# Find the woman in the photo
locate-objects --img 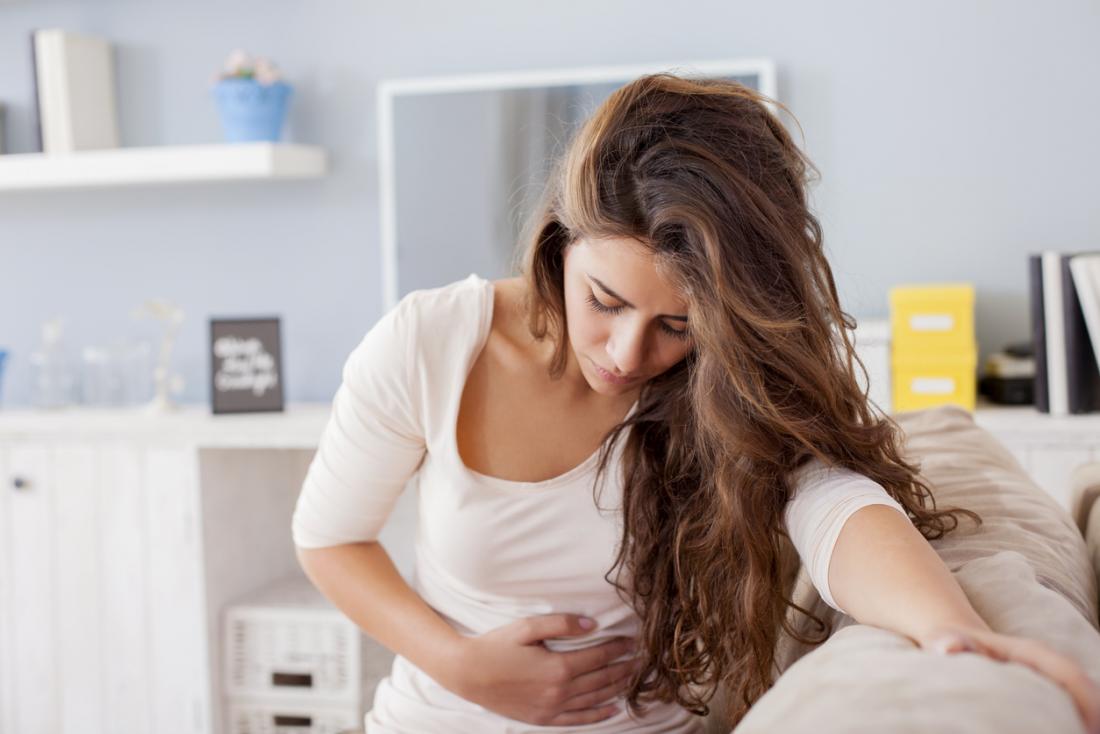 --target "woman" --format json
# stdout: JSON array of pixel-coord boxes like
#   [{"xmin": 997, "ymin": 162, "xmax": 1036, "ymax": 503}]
[{"xmin": 292, "ymin": 73, "xmax": 1100, "ymax": 732}]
